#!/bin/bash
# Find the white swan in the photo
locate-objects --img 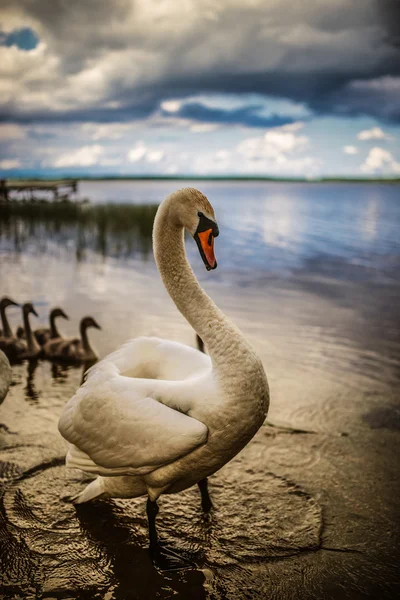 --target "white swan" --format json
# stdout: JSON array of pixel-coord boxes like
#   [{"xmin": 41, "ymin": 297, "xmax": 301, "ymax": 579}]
[{"xmin": 58, "ymin": 188, "xmax": 269, "ymax": 569}]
